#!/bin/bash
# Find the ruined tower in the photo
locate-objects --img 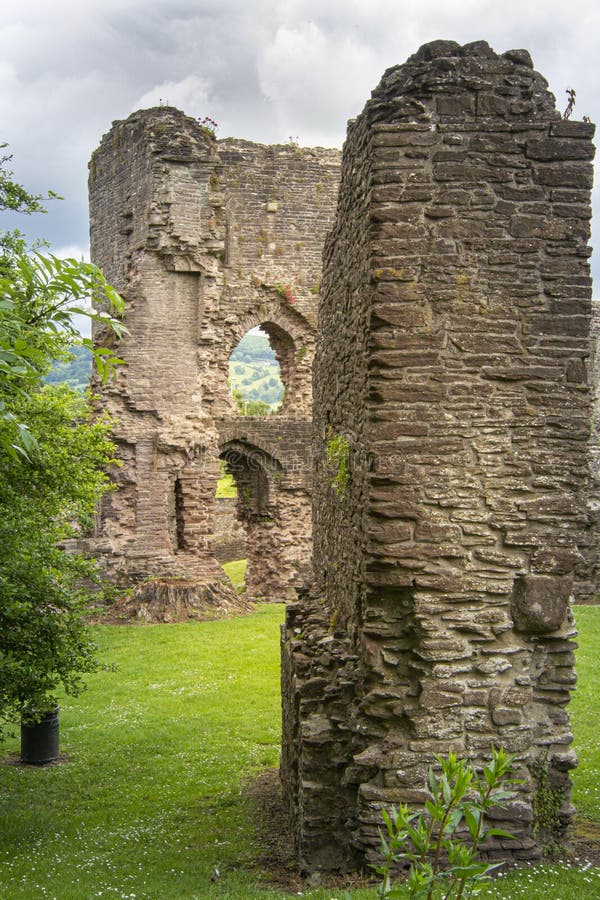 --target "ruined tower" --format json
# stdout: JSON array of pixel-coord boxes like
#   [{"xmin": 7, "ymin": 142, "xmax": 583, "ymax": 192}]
[
  {"xmin": 88, "ymin": 108, "xmax": 340, "ymax": 605},
  {"xmin": 281, "ymin": 40, "xmax": 595, "ymax": 871}
]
